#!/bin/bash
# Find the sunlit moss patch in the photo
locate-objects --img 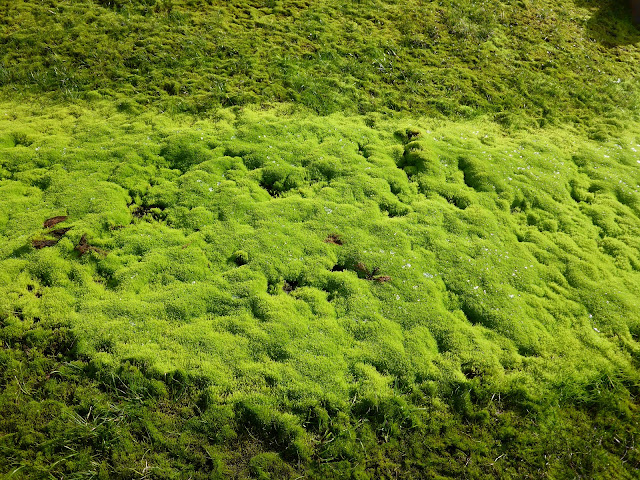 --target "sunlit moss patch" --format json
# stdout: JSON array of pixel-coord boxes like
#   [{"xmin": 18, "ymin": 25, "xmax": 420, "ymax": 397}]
[{"xmin": 2, "ymin": 101, "xmax": 640, "ymax": 477}]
